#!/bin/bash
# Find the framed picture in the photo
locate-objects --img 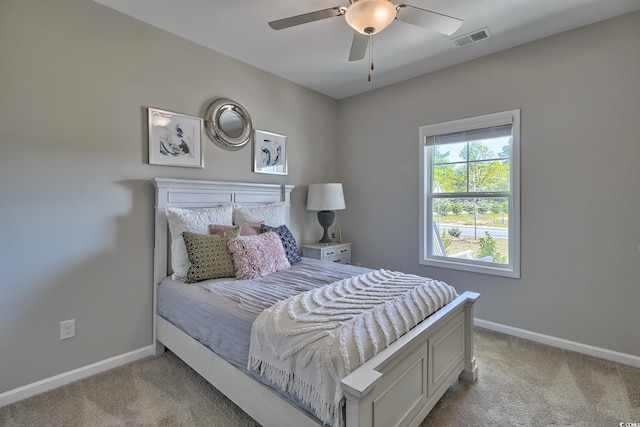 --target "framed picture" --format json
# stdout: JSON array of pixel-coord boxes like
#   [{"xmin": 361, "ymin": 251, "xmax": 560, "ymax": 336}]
[
  {"xmin": 148, "ymin": 108, "xmax": 203, "ymax": 168},
  {"xmin": 253, "ymin": 130, "xmax": 287, "ymax": 175},
  {"xmin": 330, "ymin": 223, "xmax": 342, "ymax": 243}
]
